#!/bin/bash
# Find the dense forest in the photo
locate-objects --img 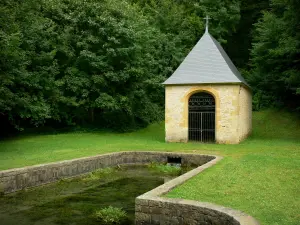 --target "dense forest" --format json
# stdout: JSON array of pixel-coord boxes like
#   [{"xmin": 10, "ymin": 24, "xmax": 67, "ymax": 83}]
[{"xmin": 0, "ymin": 0, "xmax": 299, "ymax": 133}]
